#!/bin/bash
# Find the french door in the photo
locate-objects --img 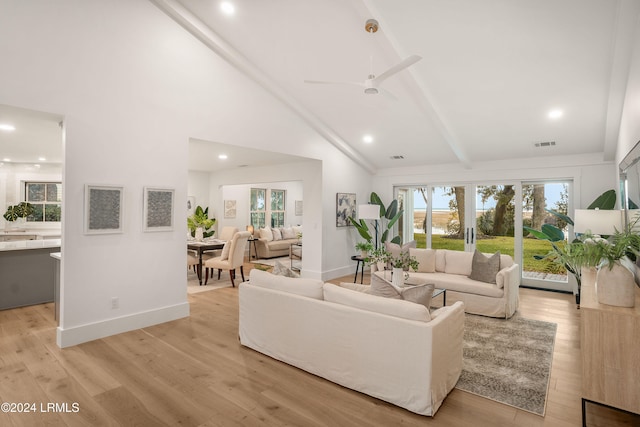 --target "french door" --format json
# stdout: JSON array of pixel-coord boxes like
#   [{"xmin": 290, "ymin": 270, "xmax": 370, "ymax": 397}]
[{"xmin": 396, "ymin": 181, "xmax": 573, "ymax": 292}]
